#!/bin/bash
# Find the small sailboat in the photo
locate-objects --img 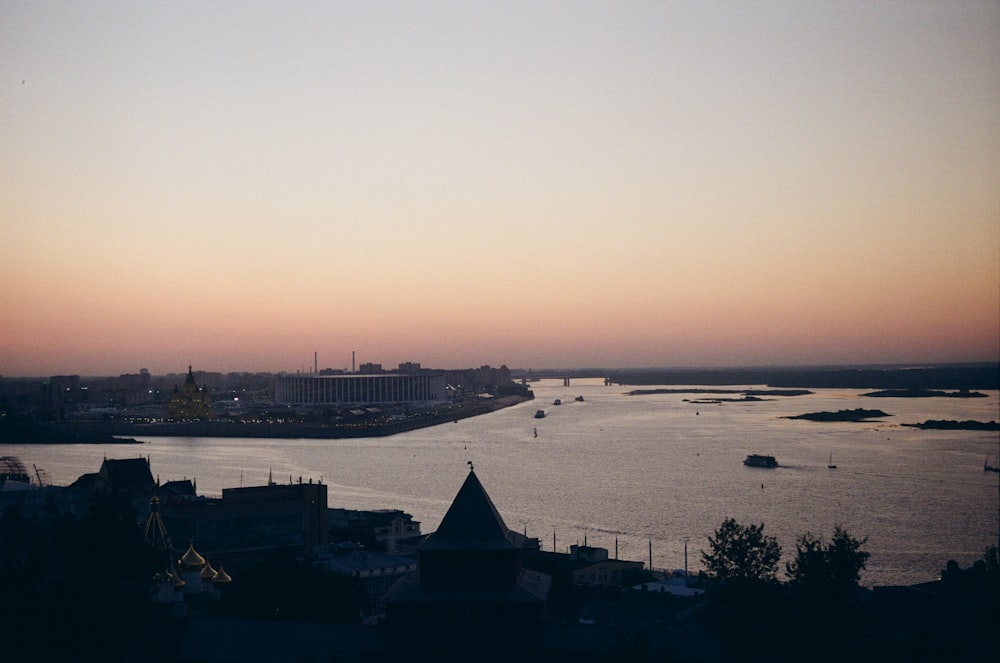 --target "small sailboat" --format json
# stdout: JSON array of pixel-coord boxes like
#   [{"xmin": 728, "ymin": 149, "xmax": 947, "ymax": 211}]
[{"xmin": 827, "ymin": 452, "xmax": 837, "ymax": 469}]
